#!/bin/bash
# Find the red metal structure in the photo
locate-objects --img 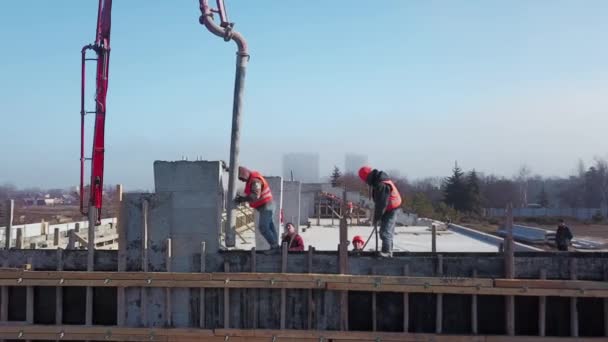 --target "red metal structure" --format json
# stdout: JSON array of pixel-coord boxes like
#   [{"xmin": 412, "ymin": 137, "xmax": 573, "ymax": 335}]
[{"xmin": 80, "ymin": 0, "xmax": 112, "ymax": 222}]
